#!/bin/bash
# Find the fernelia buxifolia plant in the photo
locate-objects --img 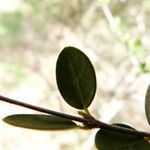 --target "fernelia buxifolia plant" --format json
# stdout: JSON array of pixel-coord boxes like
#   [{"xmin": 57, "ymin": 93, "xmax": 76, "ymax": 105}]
[{"xmin": 0, "ymin": 47, "xmax": 150, "ymax": 149}]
